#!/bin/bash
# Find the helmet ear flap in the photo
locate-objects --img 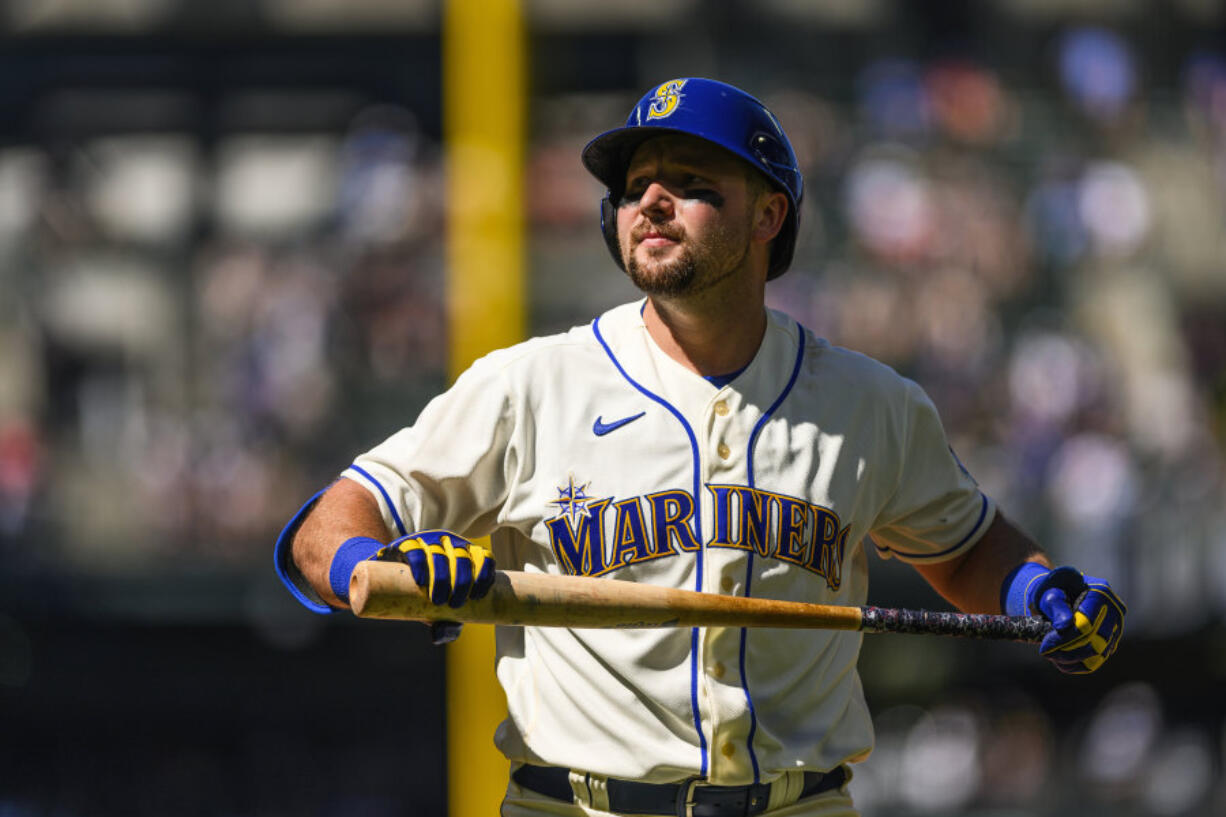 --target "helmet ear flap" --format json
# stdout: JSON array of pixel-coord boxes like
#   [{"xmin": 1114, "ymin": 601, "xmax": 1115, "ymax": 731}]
[{"xmin": 600, "ymin": 194, "xmax": 625, "ymax": 271}]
